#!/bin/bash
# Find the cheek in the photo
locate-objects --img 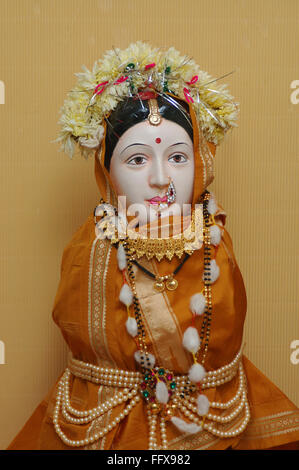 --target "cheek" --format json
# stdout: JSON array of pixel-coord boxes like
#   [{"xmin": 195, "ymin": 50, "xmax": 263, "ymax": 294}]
[
  {"xmin": 110, "ymin": 167, "xmax": 144, "ymax": 199},
  {"xmin": 109, "ymin": 169, "xmax": 121, "ymax": 195},
  {"xmin": 109, "ymin": 161, "xmax": 128, "ymax": 194},
  {"xmin": 173, "ymin": 165, "xmax": 194, "ymax": 200},
  {"xmin": 173, "ymin": 164, "xmax": 194, "ymax": 185}
]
